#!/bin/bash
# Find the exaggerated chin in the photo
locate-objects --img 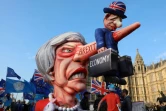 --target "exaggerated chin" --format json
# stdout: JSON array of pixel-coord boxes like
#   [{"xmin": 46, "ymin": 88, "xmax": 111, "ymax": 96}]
[{"xmin": 65, "ymin": 79, "xmax": 87, "ymax": 95}]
